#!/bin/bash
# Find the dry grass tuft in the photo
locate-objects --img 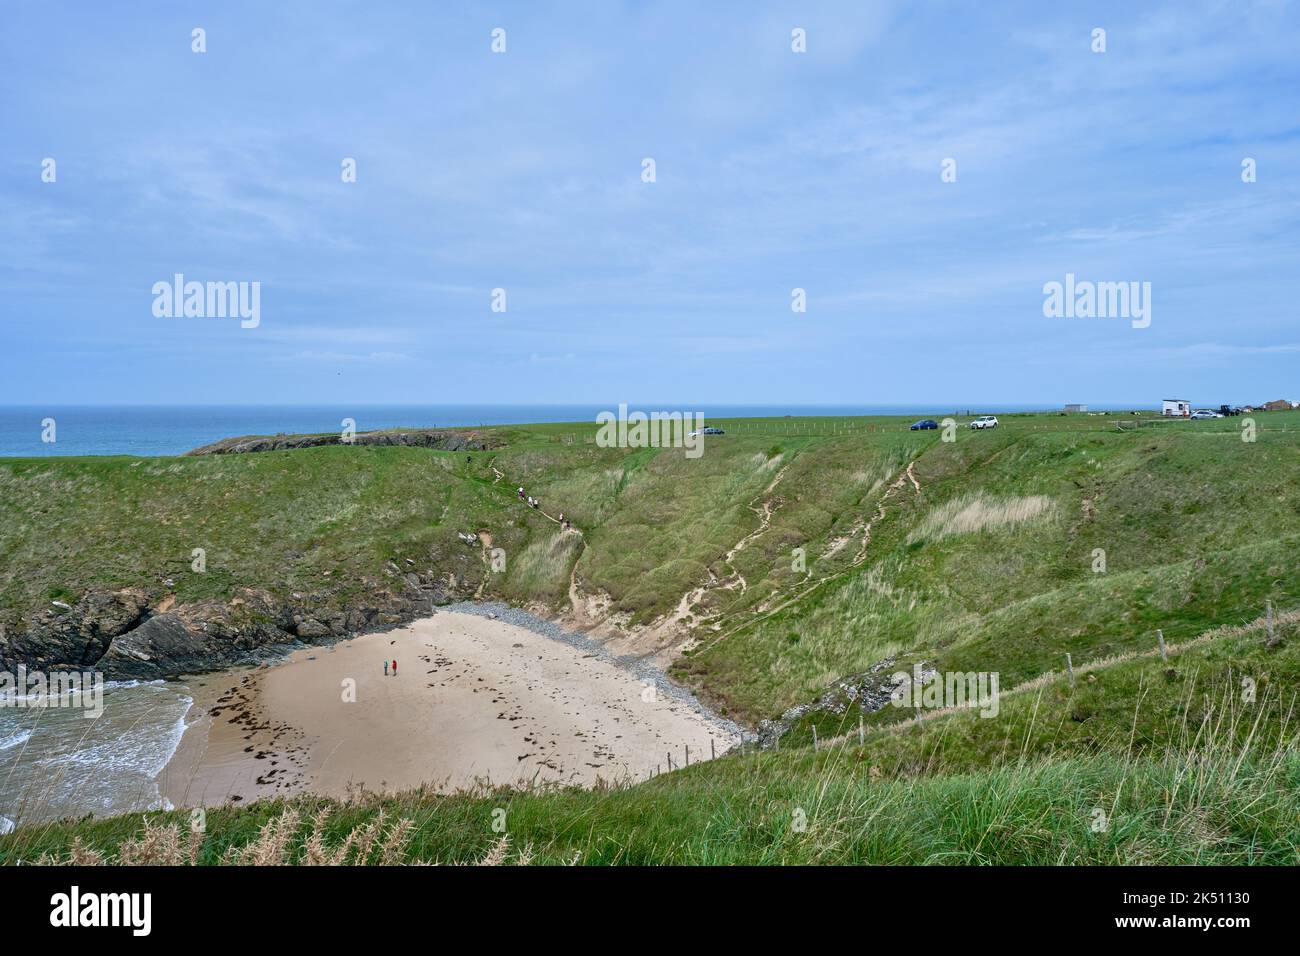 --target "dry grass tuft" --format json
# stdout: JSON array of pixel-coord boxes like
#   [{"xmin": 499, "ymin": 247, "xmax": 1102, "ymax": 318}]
[
  {"xmin": 28, "ymin": 805, "xmax": 426, "ymax": 866},
  {"xmin": 223, "ymin": 808, "xmax": 302, "ymax": 865},
  {"xmin": 34, "ymin": 817, "xmax": 204, "ymax": 866},
  {"xmin": 908, "ymin": 492, "xmax": 1056, "ymax": 544},
  {"xmin": 118, "ymin": 816, "xmax": 204, "ymax": 866},
  {"xmin": 478, "ymin": 835, "xmax": 511, "ymax": 866}
]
